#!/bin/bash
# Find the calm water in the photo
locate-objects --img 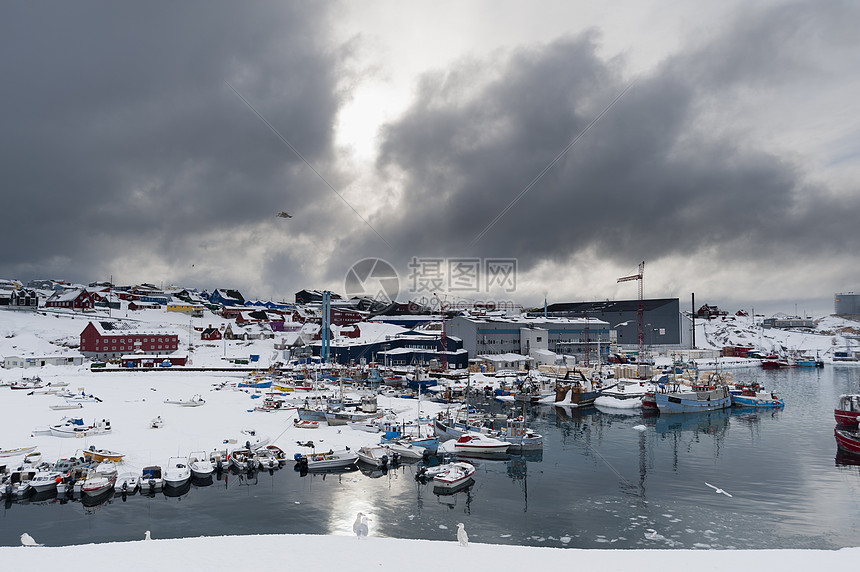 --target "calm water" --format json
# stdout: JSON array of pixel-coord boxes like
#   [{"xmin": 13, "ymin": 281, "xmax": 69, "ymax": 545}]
[{"xmin": 3, "ymin": 366, "xmax": 860, "ymax": 549}]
